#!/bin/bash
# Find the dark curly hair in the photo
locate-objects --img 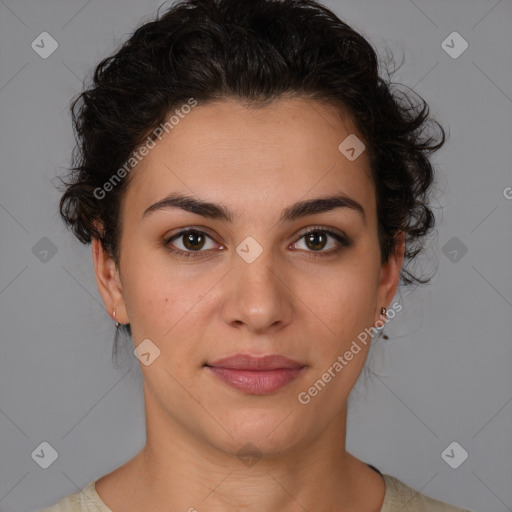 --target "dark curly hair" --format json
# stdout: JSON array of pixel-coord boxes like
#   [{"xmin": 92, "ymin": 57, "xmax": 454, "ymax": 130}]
[{"xmin": 56, "ymin": 0, "xmax": 445, "ymax": 353}]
